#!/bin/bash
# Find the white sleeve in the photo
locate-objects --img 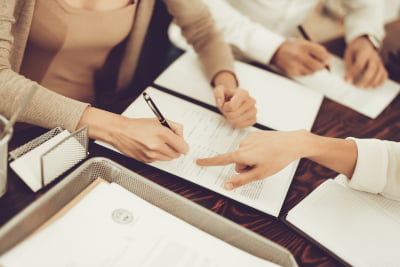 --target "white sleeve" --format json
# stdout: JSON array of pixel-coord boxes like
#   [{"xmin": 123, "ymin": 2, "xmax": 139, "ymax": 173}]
[
  {"xmin": 168, "ymin": 0, "xmax": 285, "ymax": 65},
  {"xmin": 347, "ymin": 138, "xmax": 400, "ymax": 201},
  {"xmin": 343, "ymin": 0, "xmax": 385, "ymax": 44}
]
